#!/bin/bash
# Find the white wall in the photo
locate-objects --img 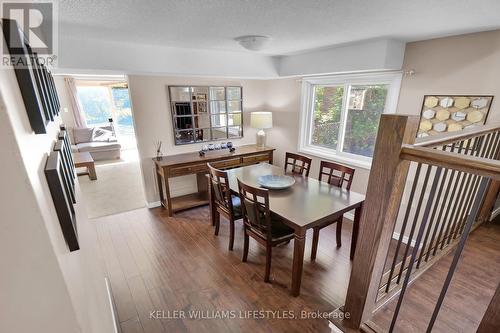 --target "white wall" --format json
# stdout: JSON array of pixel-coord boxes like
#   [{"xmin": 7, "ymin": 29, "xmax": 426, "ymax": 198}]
[
  {"xmin": 397, "ymin": 29, "xmax": 500, "ymax": 123},
  {"xmin": 127, "ymin": 75, "xmax": 372, "ymax": 207},
  {"xmin": 261, "ymin": 78, "xmax": 372, "ymax": 195},
  {"xmin": 277, "ymin": 39, "xmax": 405, "ymax": 77},
  {"xmin": 391, "ymin": 29, "xmax": 500, "ymax": 241},
  {"xmin": 0, "ymin": 34, "xmax": 114, "ymax": 333},
  {"xmin": 127, "ymin": 75, "xmax": 269, "ymax": 204},
  {"xmin": 58, "ymin": 36, "xmax": 279, "ymax": 78},
  {"xmin": 57, "ymin": 30, "xmax": 500, "ymax": 208},
  {"xmin": 53, "ymin": 77, "xmax": 78, "ymax": 128},
  {"xmin": 55, "ymin": 37, "xmax": 405, "ymax": 79},
  {"xmin": 0, "ymin": 93, "xmax": 79, "ymax": 332}
]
